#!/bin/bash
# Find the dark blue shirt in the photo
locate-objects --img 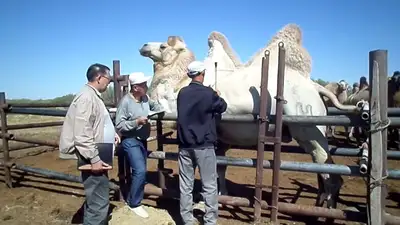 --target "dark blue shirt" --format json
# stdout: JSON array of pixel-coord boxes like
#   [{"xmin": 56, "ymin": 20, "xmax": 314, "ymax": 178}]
[{"xmin": 177, "ymin": 81, "xmax": 227, "ymax": 149}]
